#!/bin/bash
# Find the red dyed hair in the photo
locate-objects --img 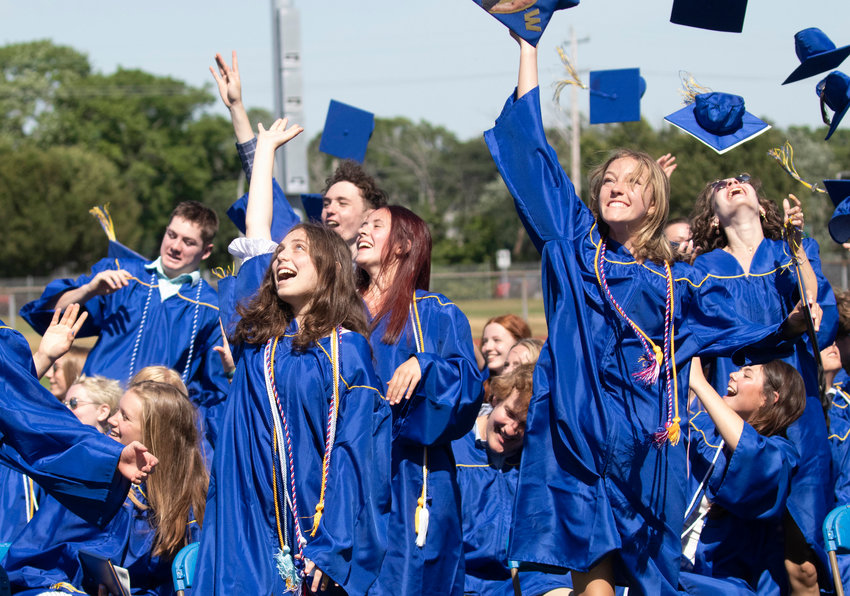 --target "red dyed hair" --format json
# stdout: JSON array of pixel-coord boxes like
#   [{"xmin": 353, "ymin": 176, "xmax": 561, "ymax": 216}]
[
  {"xmin": 357, "ymin": 206, "xmax": 432, "ymax": 344},
  {"xmin": 482, "ymin": 314, "xmax": 532, "ymax": 343}
]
